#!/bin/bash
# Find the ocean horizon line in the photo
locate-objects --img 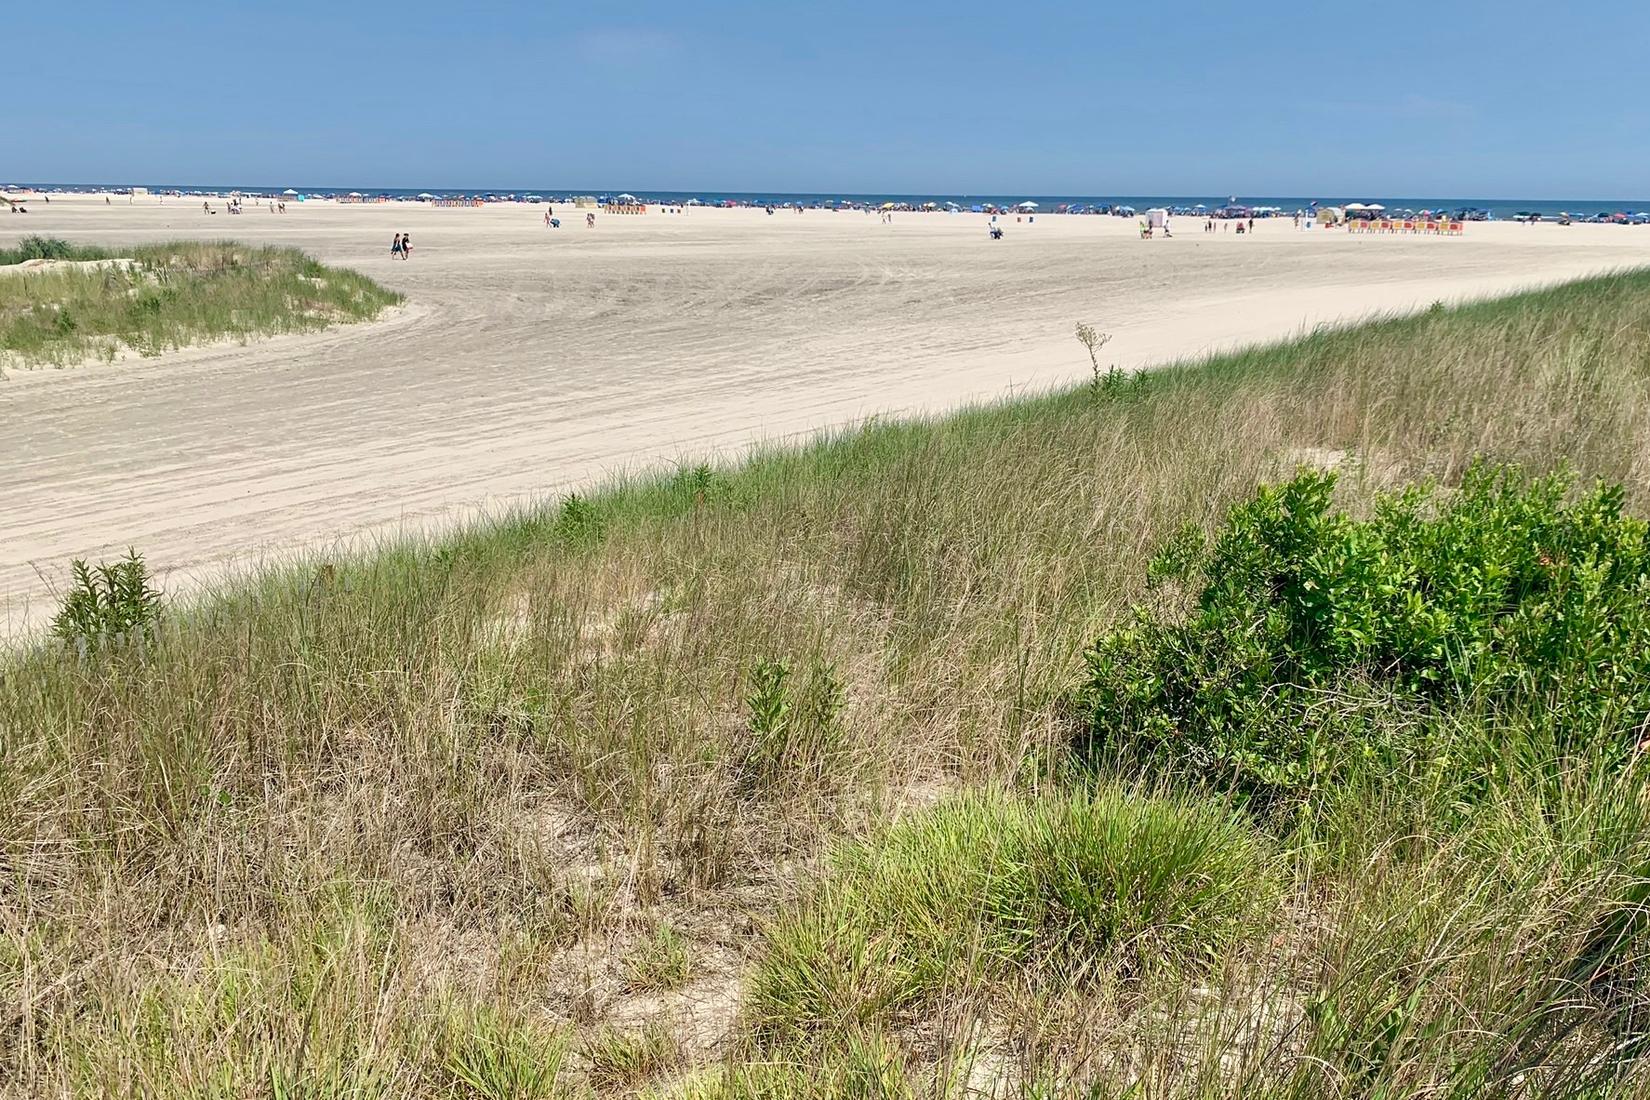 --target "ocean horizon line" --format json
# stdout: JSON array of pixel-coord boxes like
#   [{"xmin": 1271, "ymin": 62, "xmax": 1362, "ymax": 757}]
[{"xmin": 11, "ymin": 182, "xmax": 1650, "ymax": 219}]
